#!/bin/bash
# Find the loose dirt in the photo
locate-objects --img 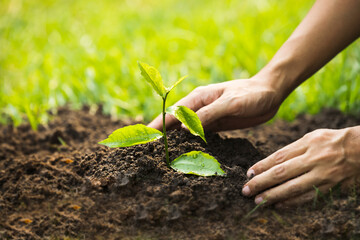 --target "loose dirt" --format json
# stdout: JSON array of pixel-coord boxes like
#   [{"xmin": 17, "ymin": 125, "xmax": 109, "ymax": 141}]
[{"xmin": 0, "ymin": 107, "xmax": 359, "ymax": 239}]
